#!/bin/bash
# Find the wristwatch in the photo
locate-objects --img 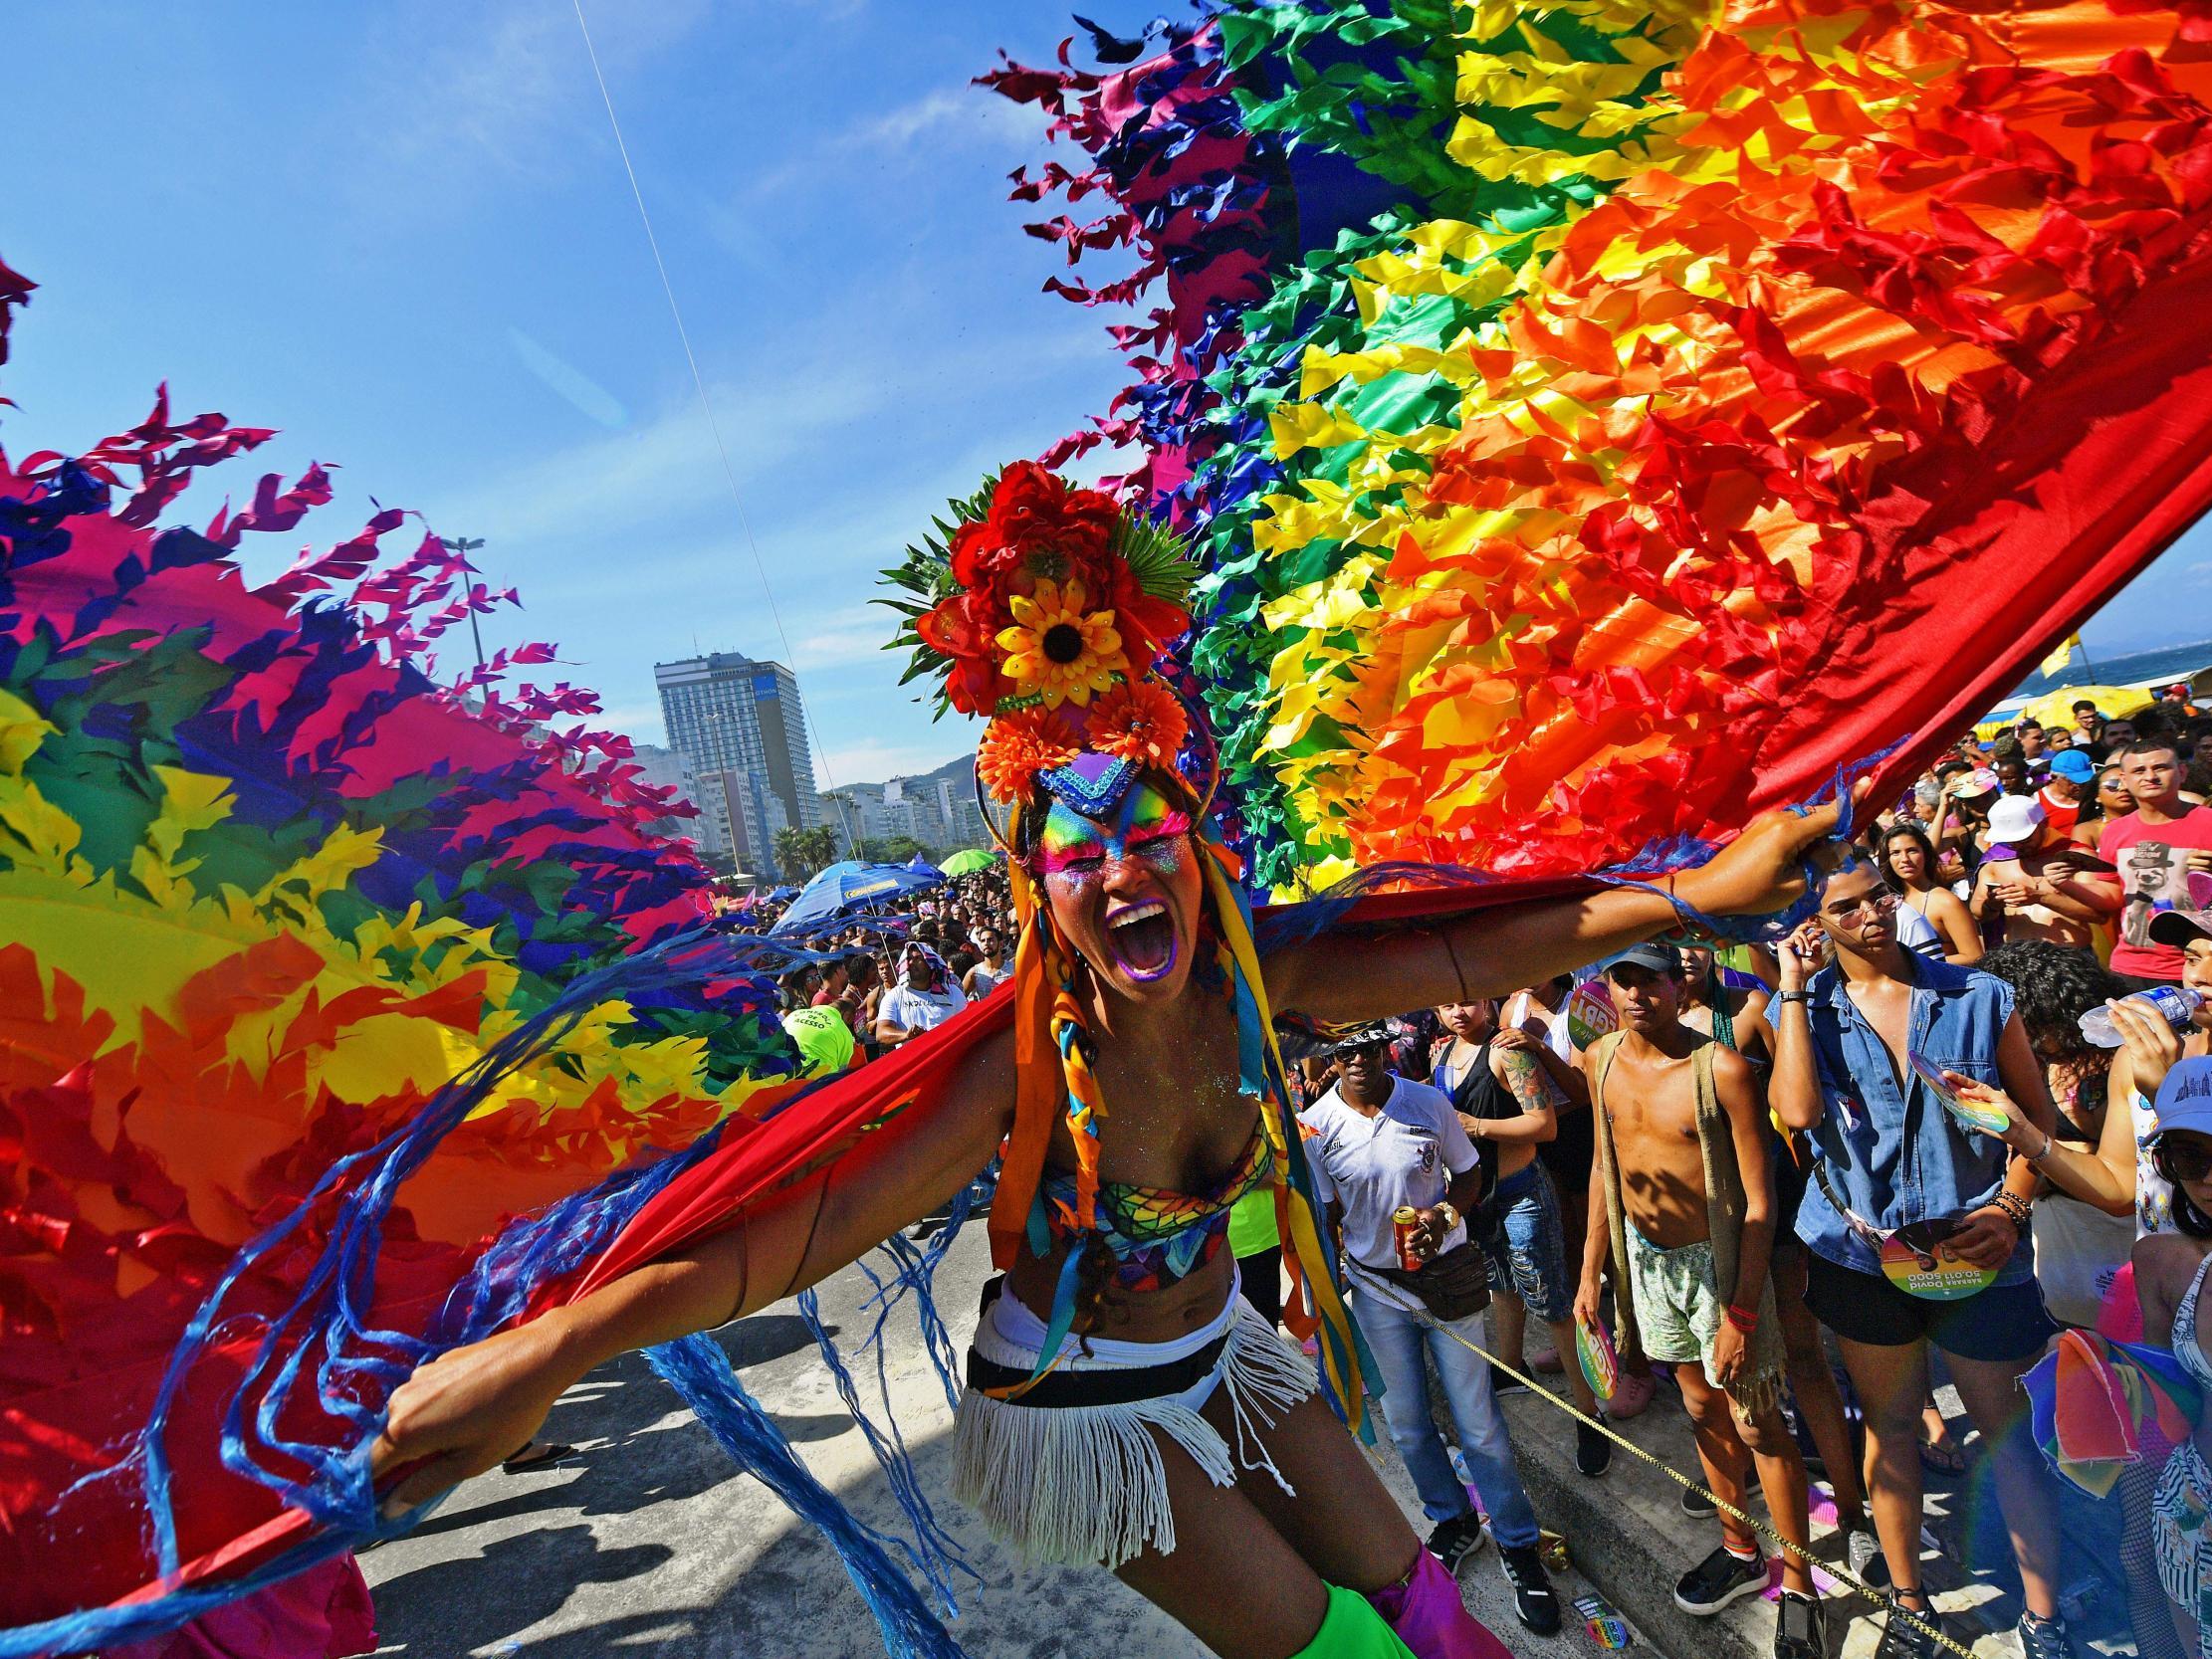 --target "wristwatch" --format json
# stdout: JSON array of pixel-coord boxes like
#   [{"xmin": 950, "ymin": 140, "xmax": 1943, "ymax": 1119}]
[
  {"xmin": 1434, "ymin": 1201, "xmax": 1460, "ymax": 1234},
  {"xmin": 1774, "ymin": 990, "xmax": 1812, "ymax": 1006}
]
